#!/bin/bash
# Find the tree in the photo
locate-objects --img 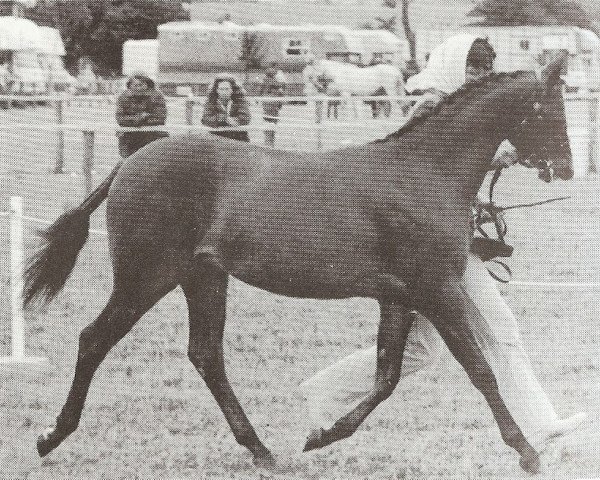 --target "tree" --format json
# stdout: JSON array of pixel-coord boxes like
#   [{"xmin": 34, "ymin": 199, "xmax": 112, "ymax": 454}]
[
  {"xmin": 469, "ymin": 0, "xmax": 595, "ymax": 31},
  {"xmin": 366, "ymin": 0, "xmax": 417, "ymax": 73},
  {"xmin": 373, "ymin": 0, "xmax": 397, "ymax": 32},
  {"xmin": 25, "ymin": 0, "xmax": 189, "ymax": 75},
  {"xmin": 399, "ymin": 0, "xmax": 417, "ymax": 71},
  {"xmin": 374, "ymin": 15, "xmax": 396, "ymax": 32}
]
